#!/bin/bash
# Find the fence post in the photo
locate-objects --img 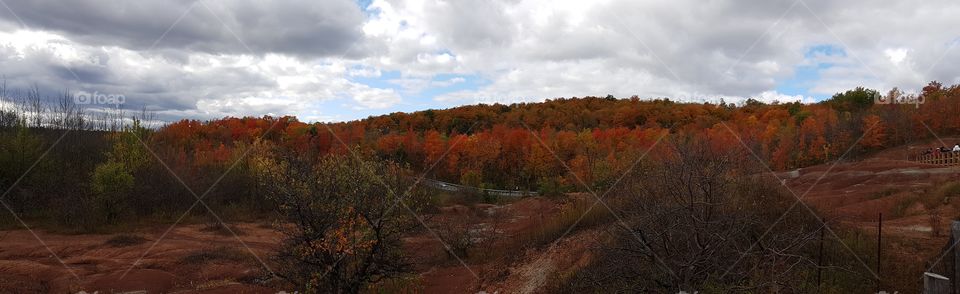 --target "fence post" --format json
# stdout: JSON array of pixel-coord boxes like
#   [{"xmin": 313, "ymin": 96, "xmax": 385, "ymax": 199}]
[
  {"xmin": 926, "ymin": 272, "xmax": 951, "ymax": 294},
  {"xmin": 953, "ymin": 221, "xmax": 960, "ymax": 294},
  {"xmin": 877, "ymin": 212, "xmax": 883, "ymax": 293},
  {"xmin": 817, "ymin": 227, "xmax": 824, "ymax": 293}
]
